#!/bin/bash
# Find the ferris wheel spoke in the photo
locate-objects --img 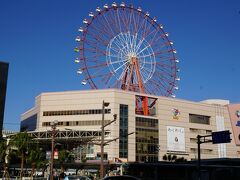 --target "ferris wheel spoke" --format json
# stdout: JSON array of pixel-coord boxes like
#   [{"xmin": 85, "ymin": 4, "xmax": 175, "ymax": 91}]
[
  {"xmin": 134, "ymin": 38, "xmax": 146, "ymax": 53},
  {"xmin": 136, "ymin": 44, "xmax": 152, "ymax": 56},
  {"xmin": 102, "ymin": 14, "xmax": 116, "ymax": 38},
  {"xmin": 111, "ymin": 37, "xmax": 129, "ymax": 54},
  {"xmin": 88, "ymin": 19, "xmax": 113, "ymax": 41},
  {"xmin": 87, "ymin": 30, "xmax": 111, "ymax": 46},
  {"xmin": 132, "ymin": 11, "xmax": 139, "ymax": 33},
  {"xmin": 116, "ymin": 9, "xmax": 123, "ymax": 33},
  {"xmin": 155, "ymin": 64, "xmax": 174, "ymax": 75},
  {"xmin": 84, "ymin": 53, "xmax": 106, "ymax": 60},
  {"xmin": 95, "ymin": 12, "xmax": 115, "ymax": 38},
  {"xmin": 108, "ymin": 9, "xmax": 120, "ymax": 35},
  {"xmin": 86, "ymin": 71, "xmax": 111, "ymax": 81},
  {"xmin": 83, "ymin": 47, "xmax": 107, "ymax": 56},
  {"xmin": 155, "ymin": 55, "xmax": 175, "ymax": 61},
  {"xmin": 113, "ymin": 61, "xmax": 129, "ymax": 73},
  {"xmin": 108, "ymin": 58, "xmax": 128, "ymax": 64},
  {"xmin": 144, "ymin": 27, "xmax": 160, "ymax": 45},
  {"xmin": 154, "ymin": 78, "xmax": 171, "ymax": 93},
  {"xmin": 84, "ymin": 62, "xmax": 107, "ymax": 70},
  {"xmin": 156, "ymin": 63, "xmax": 175, "ymax": 69},
  {"xmin": 154, "ymin": 50, "xmax": 173, "ymax": 56},
  {"xmin": 141, "ymin": 70, "xmax": 150, "ymax": 82},
  {"xmin": 142, "ymin": 21, "xmax": 154, "ymax": 39},
  {"xmin": 119, "ymin": 65, "xmax": 130, "ymax": 80},
  {"xmin": 122, "ymin": 8, "xmax": 131, "ymax": 33},
  {"xmin": 149, "ymin": 33, "xmax": 167, "ymax": 48},
  {"xmin": 108, "ymin": 10, "xmax": 124, "ymax": 35},
  {"xmin": 154, "ymin": 72, "xmax": 174, "ymax": 86},
  {"xmin": 148, "ymin": 79, "xmax": 167, "ymax": 95},
  {"xmin": 128, "ymin": 8, "xmax": 134, "ymax": 32},
  {"xmin": 137, "ymin": 53, "xmax": 155, "ymax": 58},
  {"xmin": 101, "ymin": 72, "xmax": 114, "ymax": 84}
]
